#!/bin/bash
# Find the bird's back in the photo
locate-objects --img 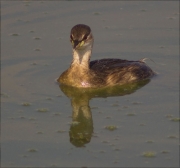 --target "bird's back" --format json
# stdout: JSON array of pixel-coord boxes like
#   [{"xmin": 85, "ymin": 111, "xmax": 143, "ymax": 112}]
[{"xmin": 89, "ymin": 58, "xmax": 155, "ymax": 86}]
